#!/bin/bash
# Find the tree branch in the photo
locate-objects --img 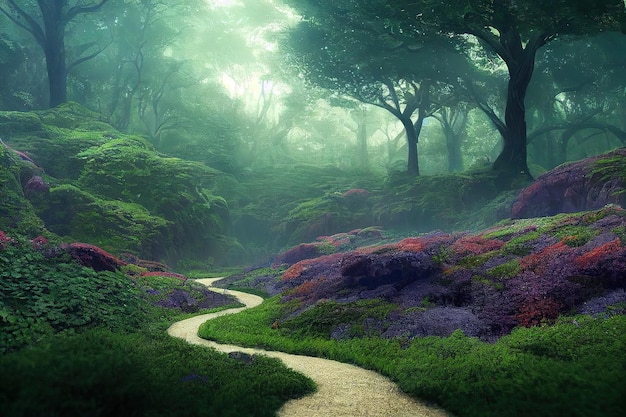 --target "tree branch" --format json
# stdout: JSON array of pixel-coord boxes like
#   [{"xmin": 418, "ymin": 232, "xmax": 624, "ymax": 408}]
[
  {"xmin": 65, "ymin": 0, "xmax": 110, "ymax": 22},
  {"xmin": 2, "ymin": 0, "xmax": 45, "ymax": 45}
]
